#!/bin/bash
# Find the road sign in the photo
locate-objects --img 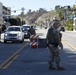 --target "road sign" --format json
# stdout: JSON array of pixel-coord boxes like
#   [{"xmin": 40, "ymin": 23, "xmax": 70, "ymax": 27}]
[
  {"xmin": 74, "ymin": 4, "xmax": 76, "ymax": 9},
  {"xmin": 69, "ymin": 14, "xmax": 74, "ymax": 20}
]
